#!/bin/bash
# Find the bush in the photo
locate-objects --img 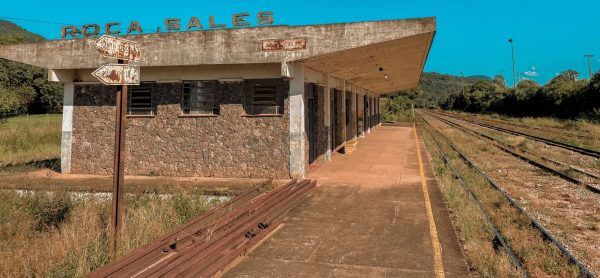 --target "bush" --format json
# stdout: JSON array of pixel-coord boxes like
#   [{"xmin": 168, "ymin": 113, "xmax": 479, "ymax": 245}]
[
  {"xmin": 173, "ymin": 194, "xmax": 213, "ymax": 224},
  {"xmin": 0, "ymin": 86, "xmax": 35, "ymax": 122},
  {"xmin": 25, "ymin": 191, "xmax": 73, "ymax": 231}
]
